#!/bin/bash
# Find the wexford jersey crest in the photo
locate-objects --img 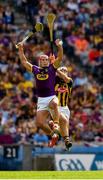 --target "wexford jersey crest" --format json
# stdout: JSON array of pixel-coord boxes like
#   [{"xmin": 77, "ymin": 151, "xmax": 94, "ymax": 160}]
[{"xmin": 36, "ymin": 72, "xmax": 49, "ymax": 80}]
